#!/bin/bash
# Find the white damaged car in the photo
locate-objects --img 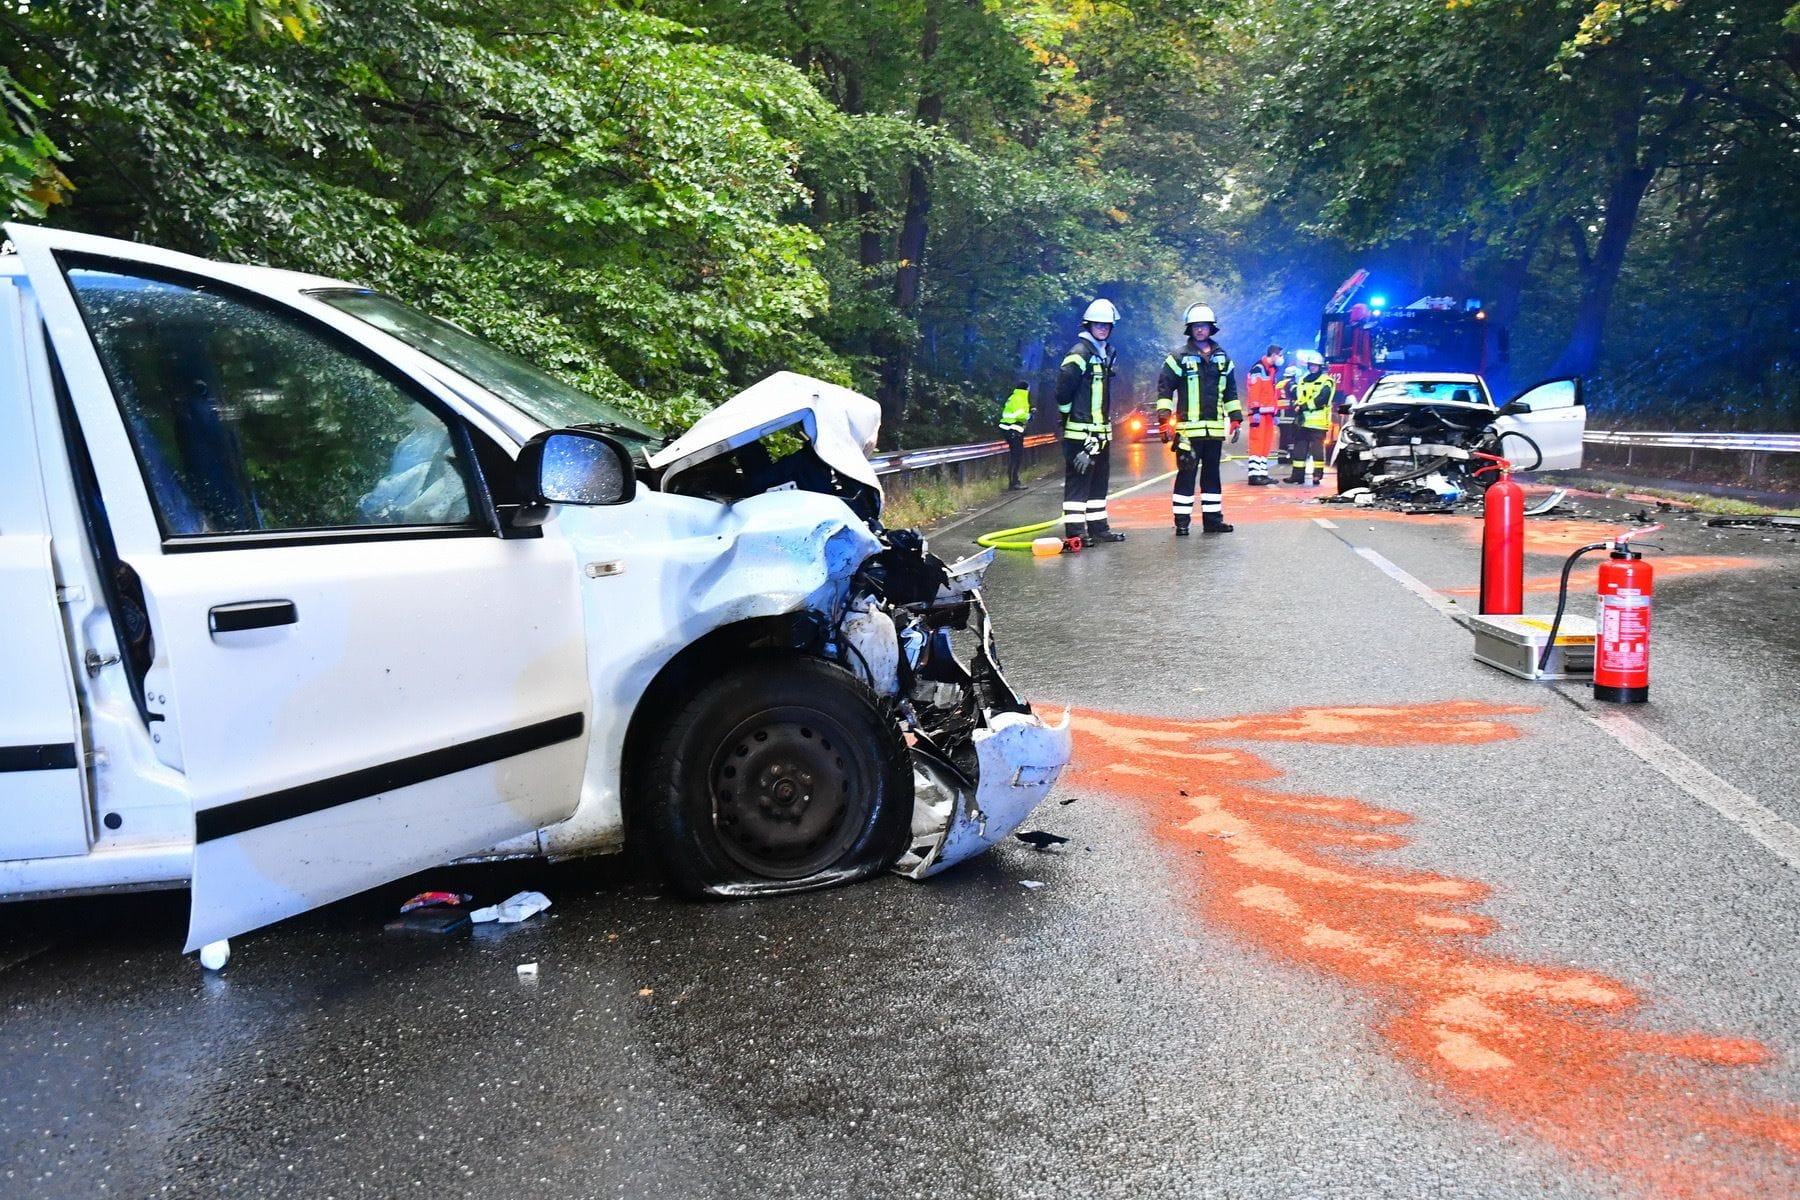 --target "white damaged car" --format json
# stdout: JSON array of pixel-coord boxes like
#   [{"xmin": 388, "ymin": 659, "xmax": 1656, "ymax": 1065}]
[
  {"xmin": 1332, "ymin": 372, "xmax": 1586, "ymax": 499},
  {"xmin": 0, "ymin": 224, "xmax": 1070, "ymax": 955}
]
